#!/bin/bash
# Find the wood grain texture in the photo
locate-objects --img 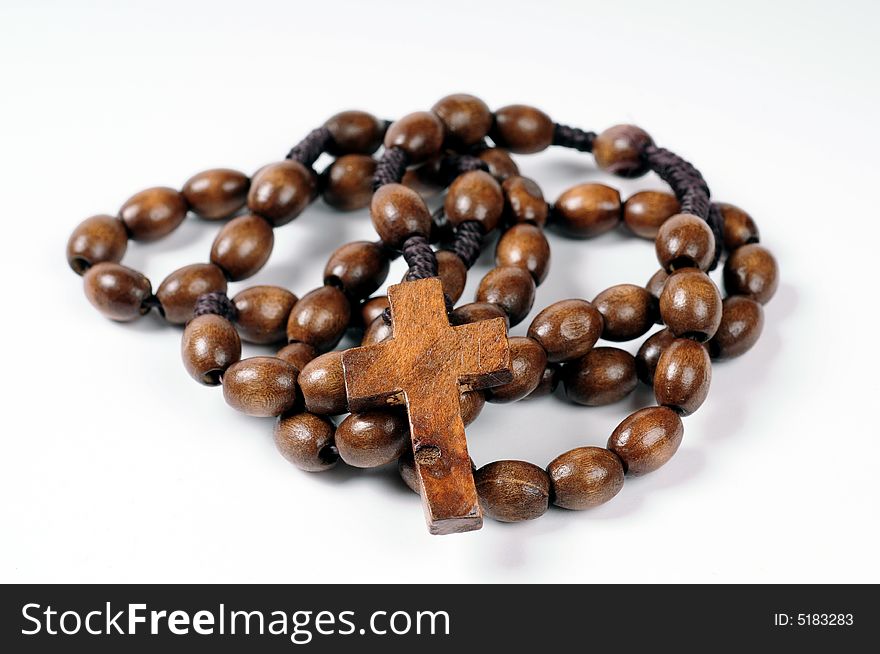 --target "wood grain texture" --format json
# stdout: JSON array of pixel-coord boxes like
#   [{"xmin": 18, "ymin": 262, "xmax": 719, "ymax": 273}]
[{"xmin": 342, "ymin": 277, "xmax": 512, "ymax": 535}]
